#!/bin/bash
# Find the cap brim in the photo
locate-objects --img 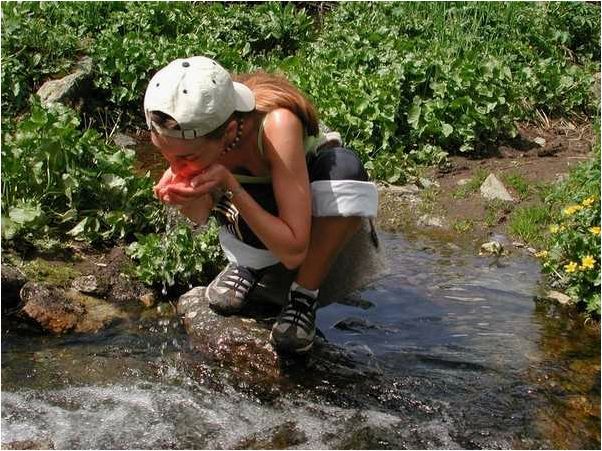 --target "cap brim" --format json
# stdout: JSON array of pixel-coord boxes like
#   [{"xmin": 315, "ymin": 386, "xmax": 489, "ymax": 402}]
[{"xmin": 233, "ymin": 82, "xmax": 255, "ymax": 112}]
